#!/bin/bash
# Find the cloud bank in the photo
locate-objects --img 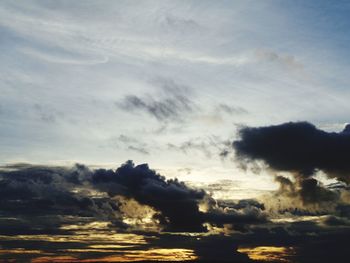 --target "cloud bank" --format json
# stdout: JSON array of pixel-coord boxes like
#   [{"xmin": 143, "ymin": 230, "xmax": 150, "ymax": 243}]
[{"xmin": 233, "ymin": 122, "xmax": 350, "ymax": 212}]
